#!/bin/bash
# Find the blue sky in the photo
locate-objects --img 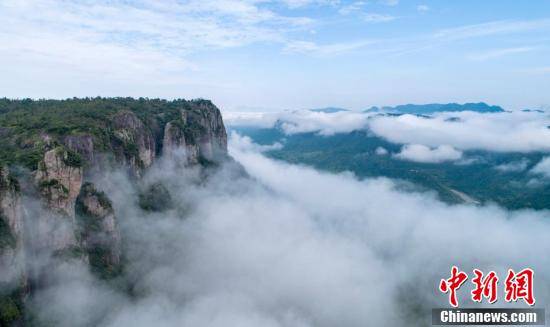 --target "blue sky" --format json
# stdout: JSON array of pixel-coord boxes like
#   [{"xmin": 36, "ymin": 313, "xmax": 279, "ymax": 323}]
[{"xmin": 0, "ymin": 0, "xmax": 549, "ymax": 111}]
